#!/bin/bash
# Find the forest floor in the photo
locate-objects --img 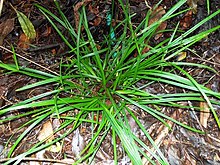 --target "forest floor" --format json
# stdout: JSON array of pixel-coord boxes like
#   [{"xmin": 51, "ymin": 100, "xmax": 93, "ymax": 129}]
[{"xmin": 0, "ymin": 0, "xmax": 220, "ymax": 164}]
